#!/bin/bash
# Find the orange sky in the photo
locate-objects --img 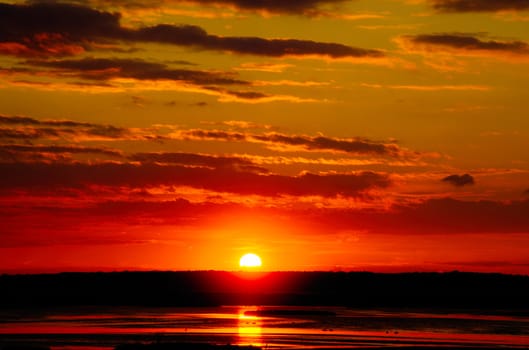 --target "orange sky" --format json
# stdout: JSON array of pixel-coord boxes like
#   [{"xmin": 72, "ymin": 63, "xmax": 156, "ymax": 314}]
[{"xmin": 1, "ymin": 0, "xmax": 529, "ymax": 274}]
